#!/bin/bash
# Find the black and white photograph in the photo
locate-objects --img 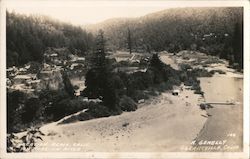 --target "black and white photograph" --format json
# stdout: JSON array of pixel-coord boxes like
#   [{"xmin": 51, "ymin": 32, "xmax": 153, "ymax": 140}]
[{"xmin": 0, "ymin": 0, "xmax": 249, "ymax": 158}]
